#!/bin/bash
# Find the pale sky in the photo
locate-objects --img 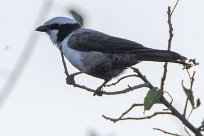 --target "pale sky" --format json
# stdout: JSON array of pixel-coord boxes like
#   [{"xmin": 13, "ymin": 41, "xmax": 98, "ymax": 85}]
[{"xmin": 0, "ymin": 0, "xmax": 204, "ymax": 136}]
